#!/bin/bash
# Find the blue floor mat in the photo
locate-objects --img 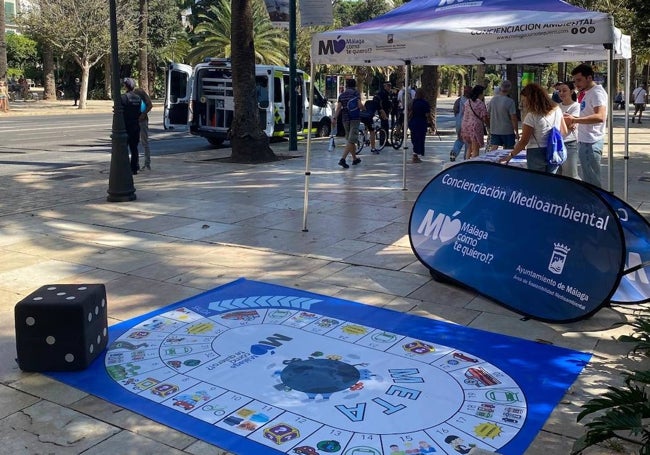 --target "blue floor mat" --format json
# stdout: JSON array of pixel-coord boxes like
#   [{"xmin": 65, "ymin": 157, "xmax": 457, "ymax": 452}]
[{"xmin": 48, "ymin": 278, "xmax": 590, "ymax": 455}]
